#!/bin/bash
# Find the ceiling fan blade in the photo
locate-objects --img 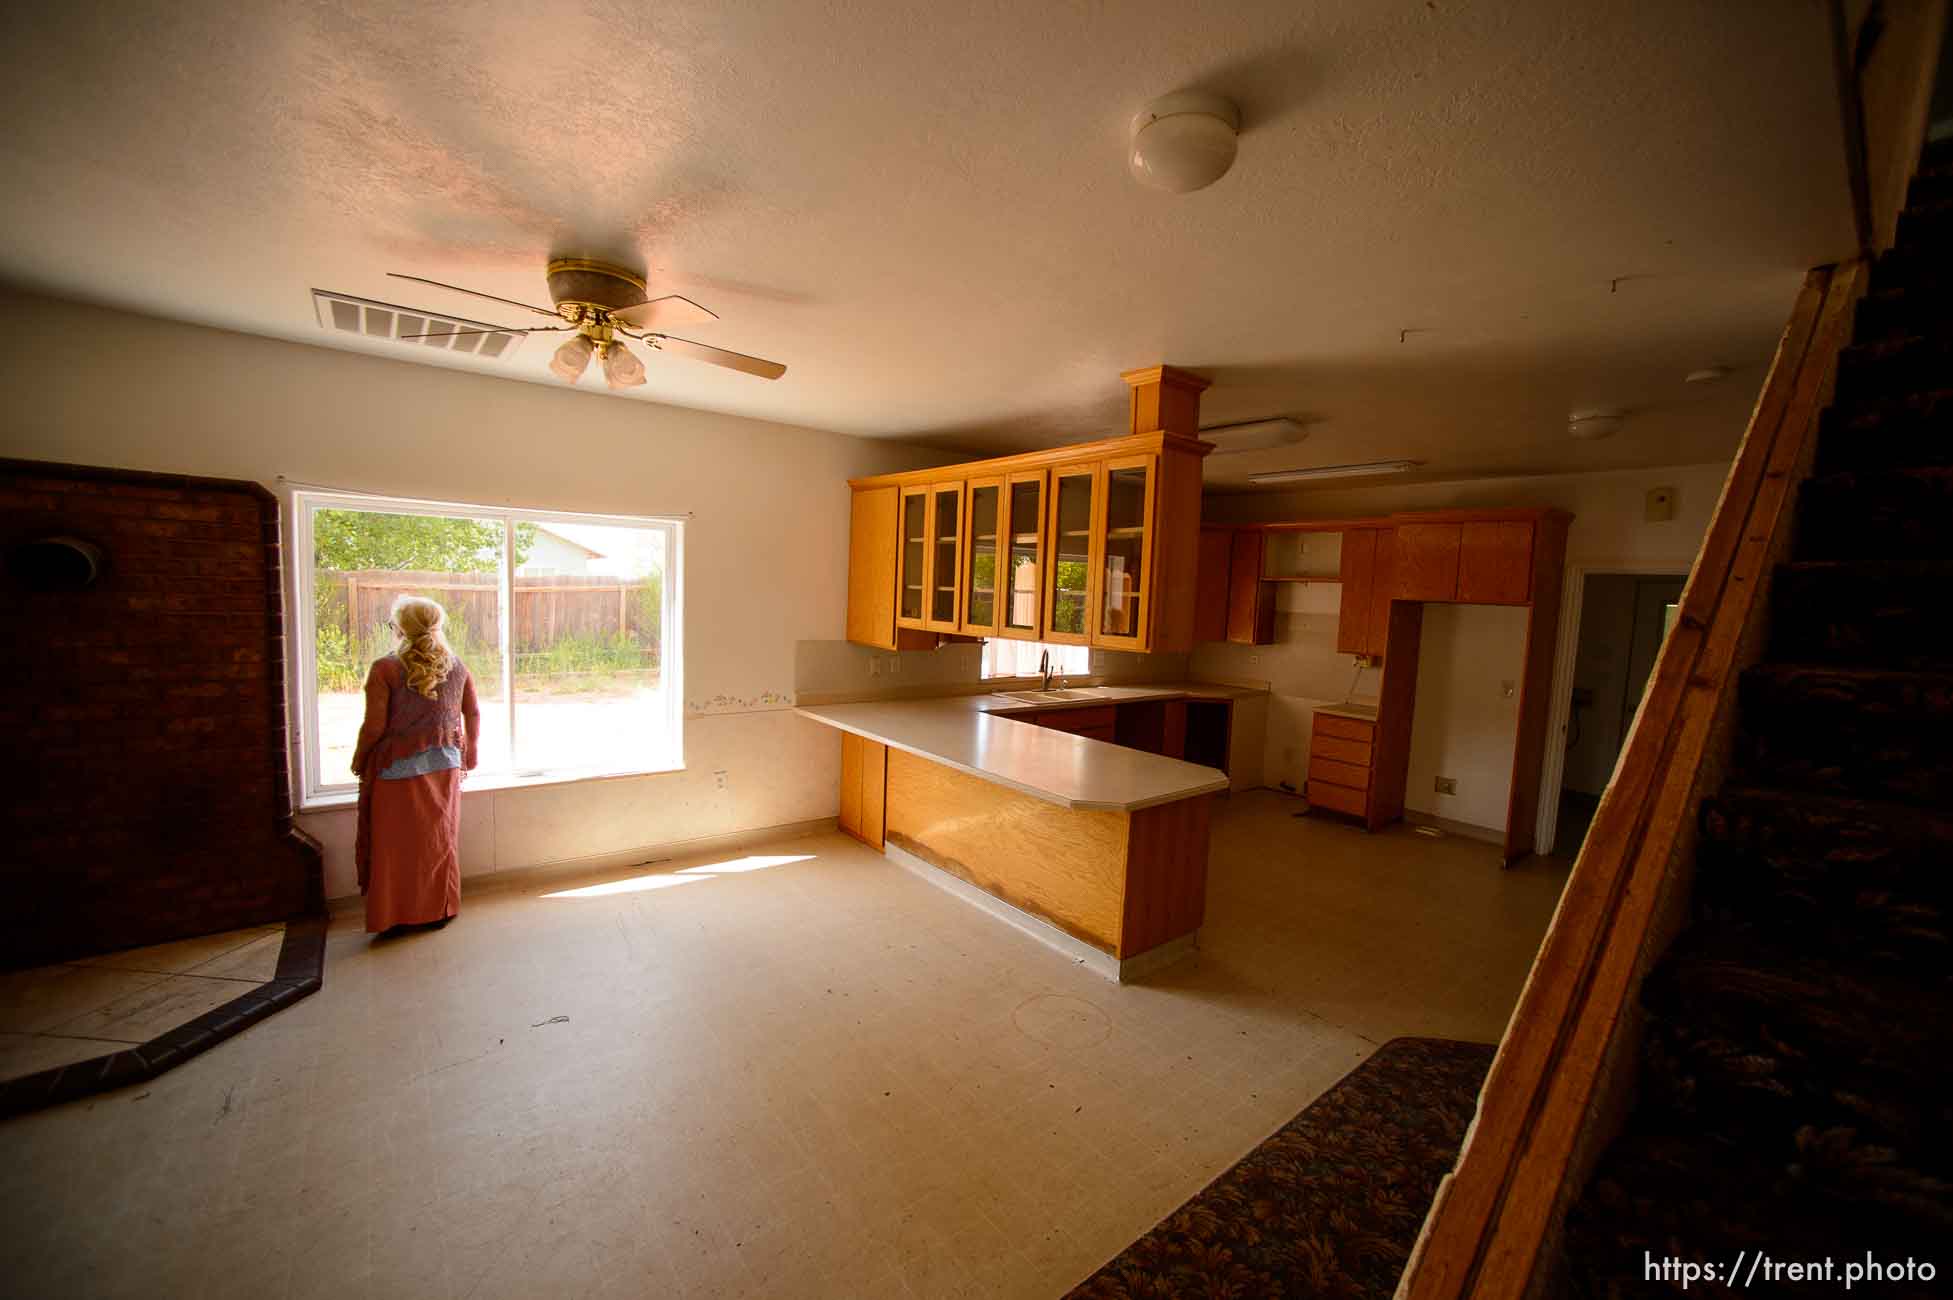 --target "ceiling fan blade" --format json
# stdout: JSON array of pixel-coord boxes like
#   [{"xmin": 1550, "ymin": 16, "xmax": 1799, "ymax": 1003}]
[
  {"xmin": 395, "ymin": 325, "xmax": 569, "ymax": 340},
  {"xmin": 610, "ymin": 295, "xmax": 719, "ymax": 329},
  {"xmin": 387, "ymin": 273, "xmax": 562, "ymax": 320},
  {"xmin": 637, "ymin": 332, "xmax": 787, "ymax": 380}
]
